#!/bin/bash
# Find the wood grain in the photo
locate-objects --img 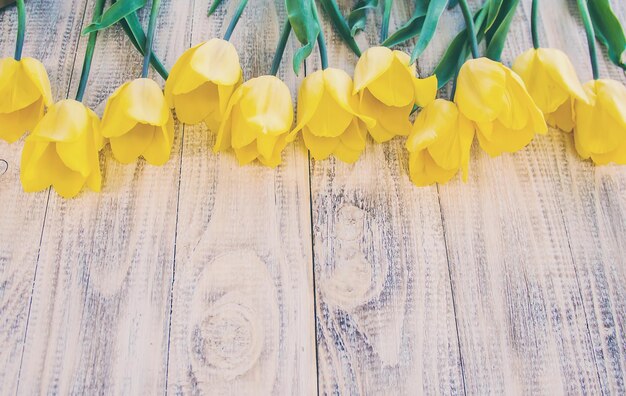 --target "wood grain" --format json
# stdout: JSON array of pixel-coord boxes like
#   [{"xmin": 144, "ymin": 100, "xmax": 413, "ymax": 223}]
[
  {"xmin": 14, "ymin": 1, "xmax": 193, "ymax": 394},
  {"xmin": 165, "ymin": 1, "xmax": 317, "ymax": 394},
  {"xmin": 0, "ymin": 1, "xmax": 89, "ymax": 394},
  {"xmin": 310, "ymin": 2, "xmax": 464, "ymax": 395}
]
